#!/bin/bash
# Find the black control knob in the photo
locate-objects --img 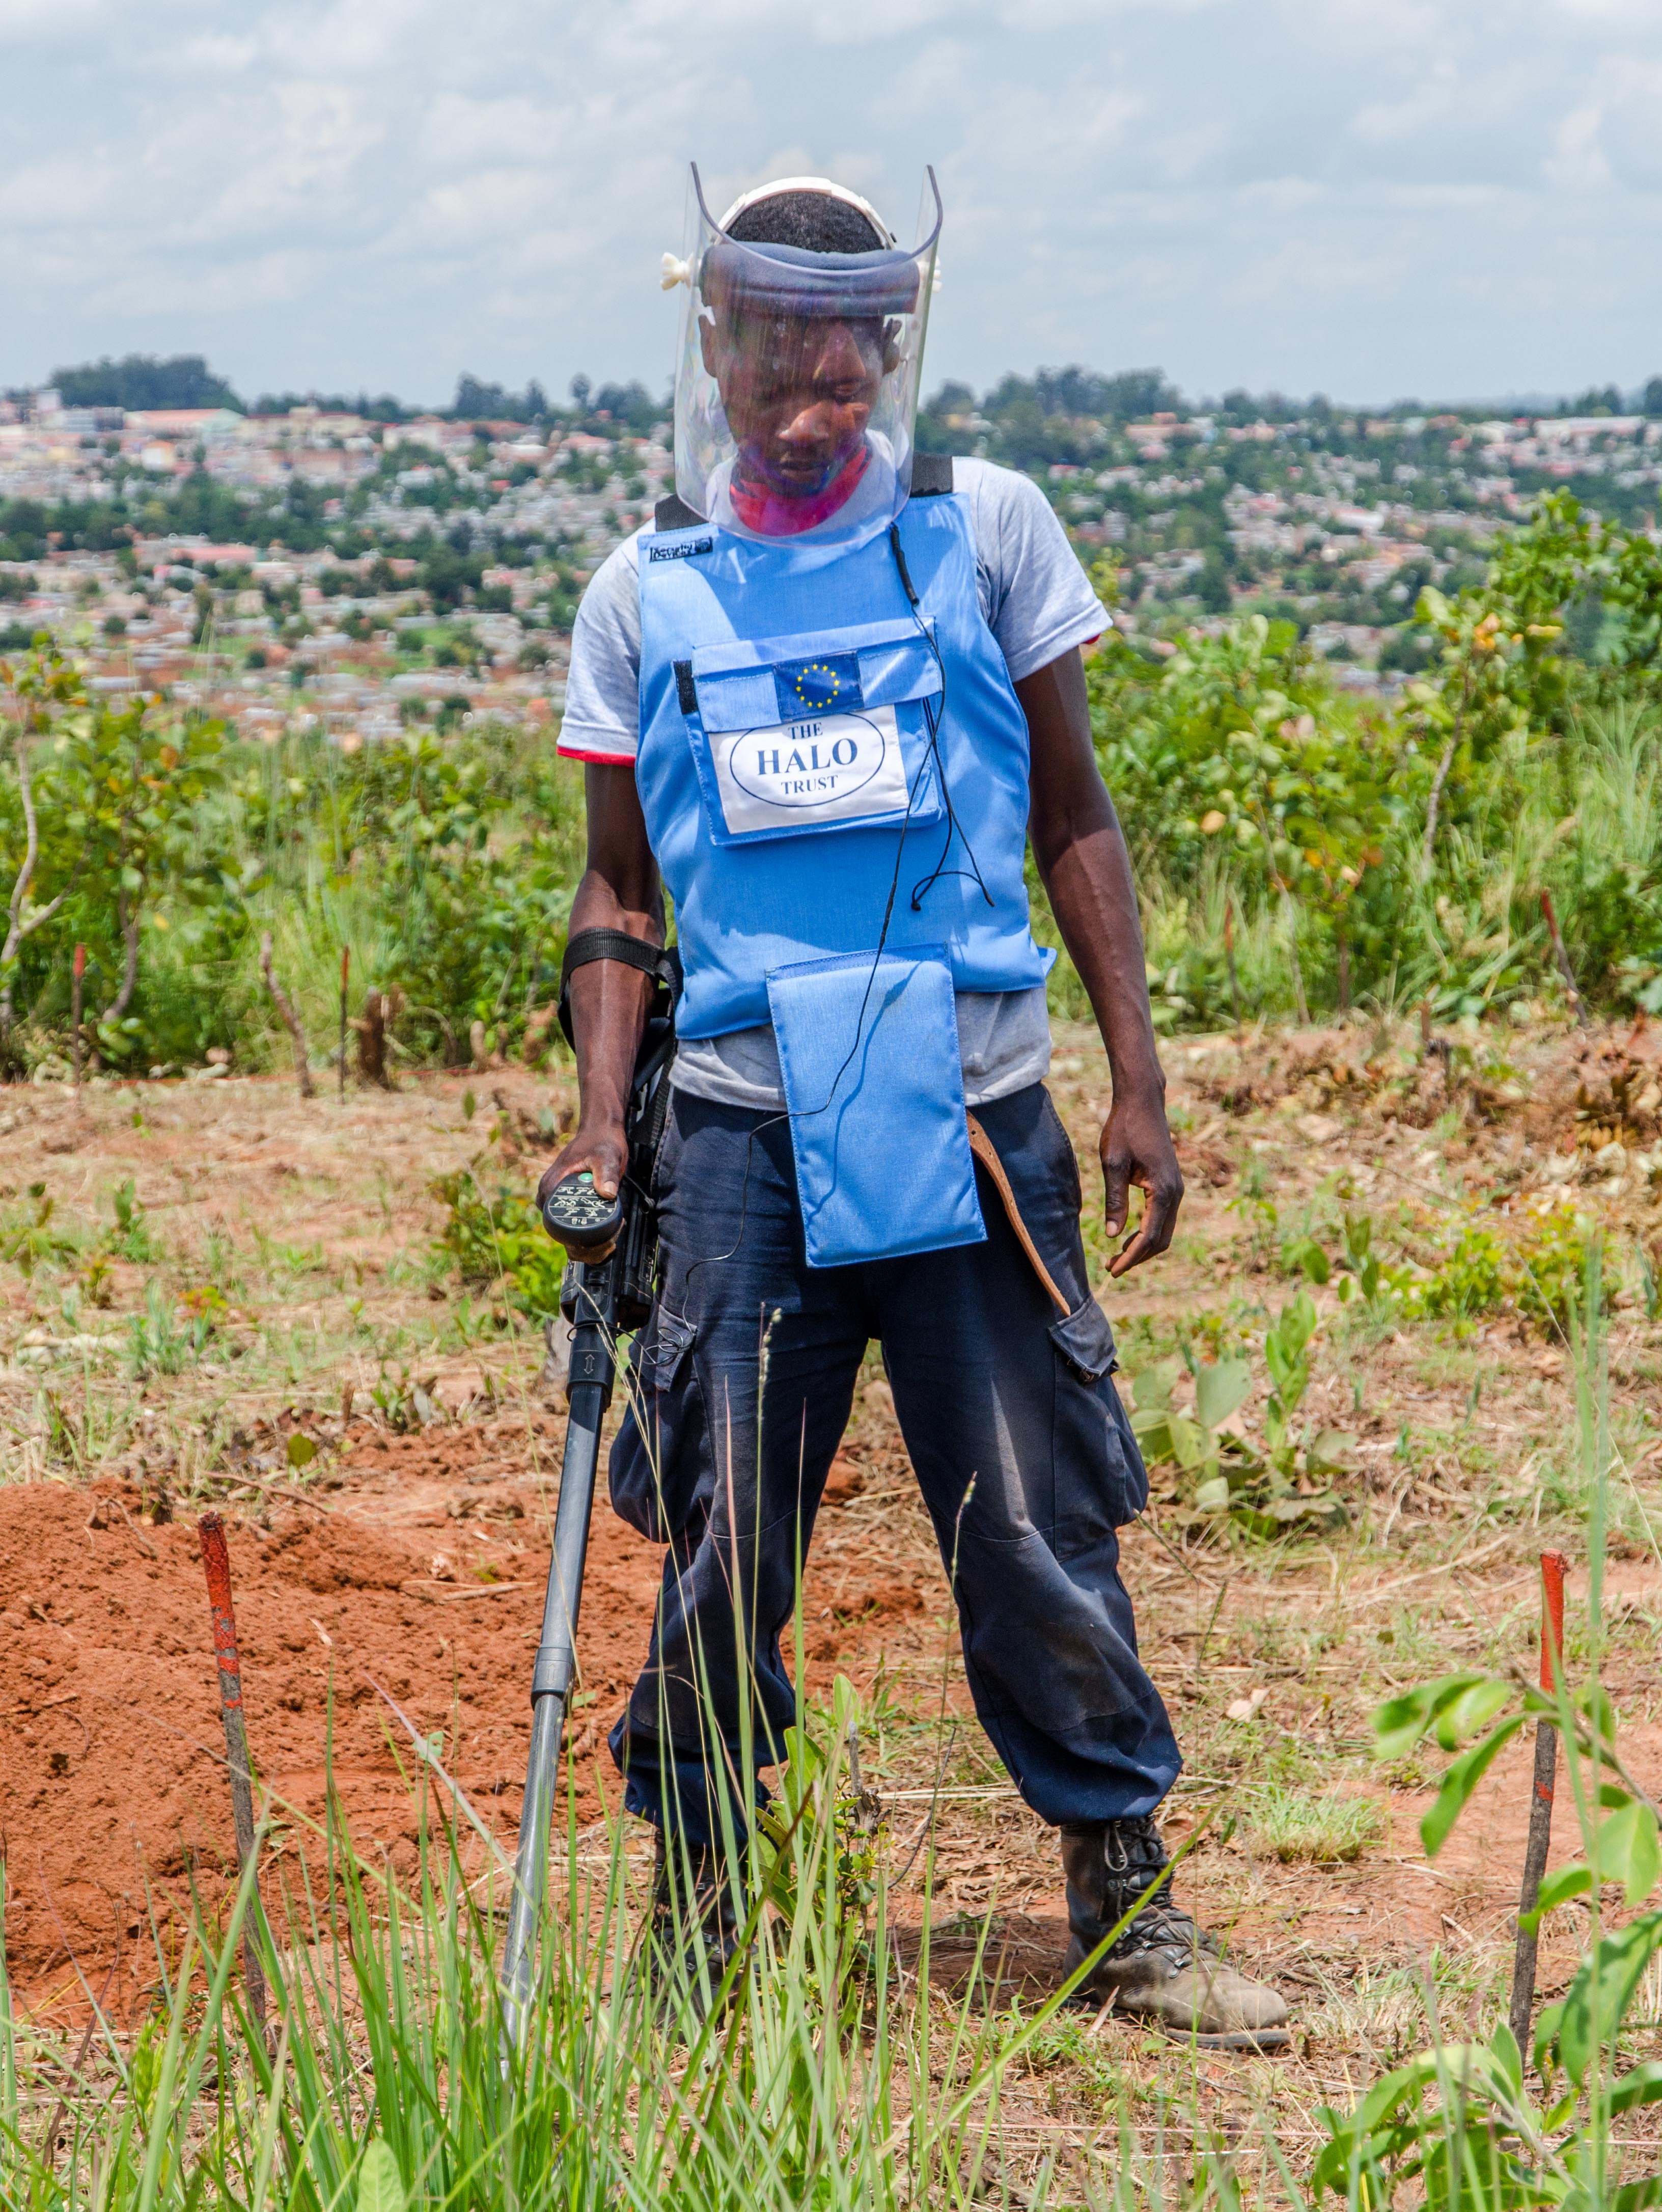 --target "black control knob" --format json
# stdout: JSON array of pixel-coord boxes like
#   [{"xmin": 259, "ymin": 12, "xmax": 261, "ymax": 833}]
[{"xmin": 539, "ymin": 1169, "xmax": 624, "ymax": 1255}]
